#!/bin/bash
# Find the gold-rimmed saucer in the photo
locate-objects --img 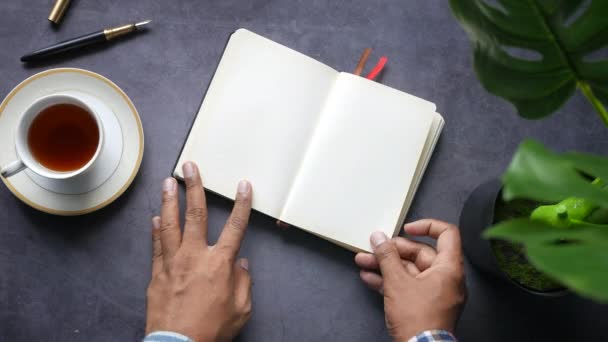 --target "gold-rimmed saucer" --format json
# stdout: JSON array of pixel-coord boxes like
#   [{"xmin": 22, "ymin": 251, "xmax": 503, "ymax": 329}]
[{"xmin": 0, "ymin": 68, "xmax": 144, "ymax": 215}]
